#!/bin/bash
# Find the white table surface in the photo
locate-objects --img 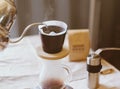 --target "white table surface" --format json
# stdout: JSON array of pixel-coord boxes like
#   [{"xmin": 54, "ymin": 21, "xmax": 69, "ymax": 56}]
[{"xmin": 0, "ymin": 35, "xmax": 120, "ymax": 89}]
